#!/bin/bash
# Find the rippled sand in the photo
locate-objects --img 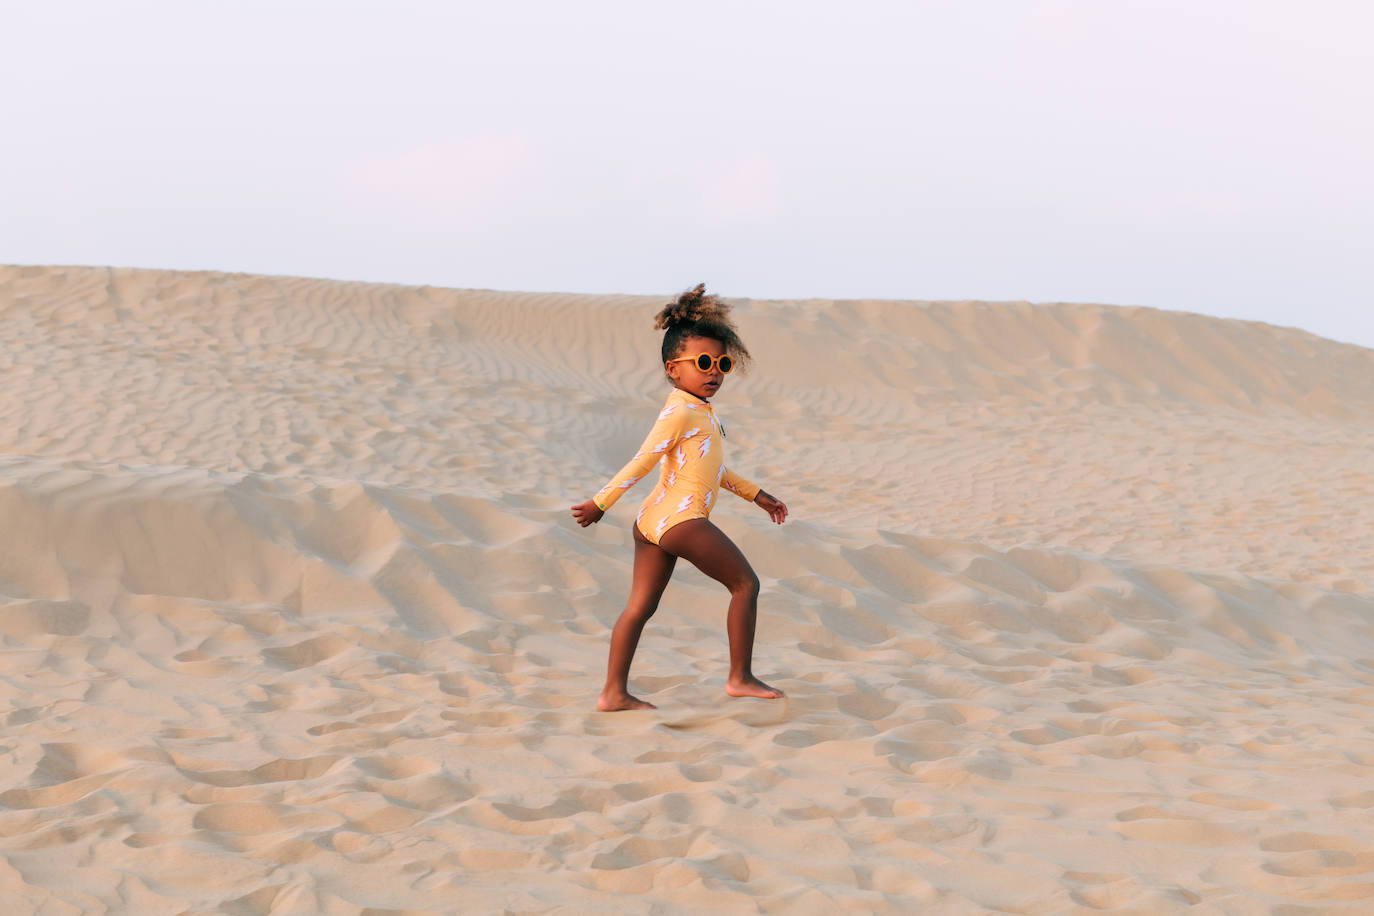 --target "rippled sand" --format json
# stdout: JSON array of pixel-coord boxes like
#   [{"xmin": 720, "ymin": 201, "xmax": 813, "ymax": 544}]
[{"xmin": 2, "ymin": 264, "xmax": 1372, "ymax": 913}]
